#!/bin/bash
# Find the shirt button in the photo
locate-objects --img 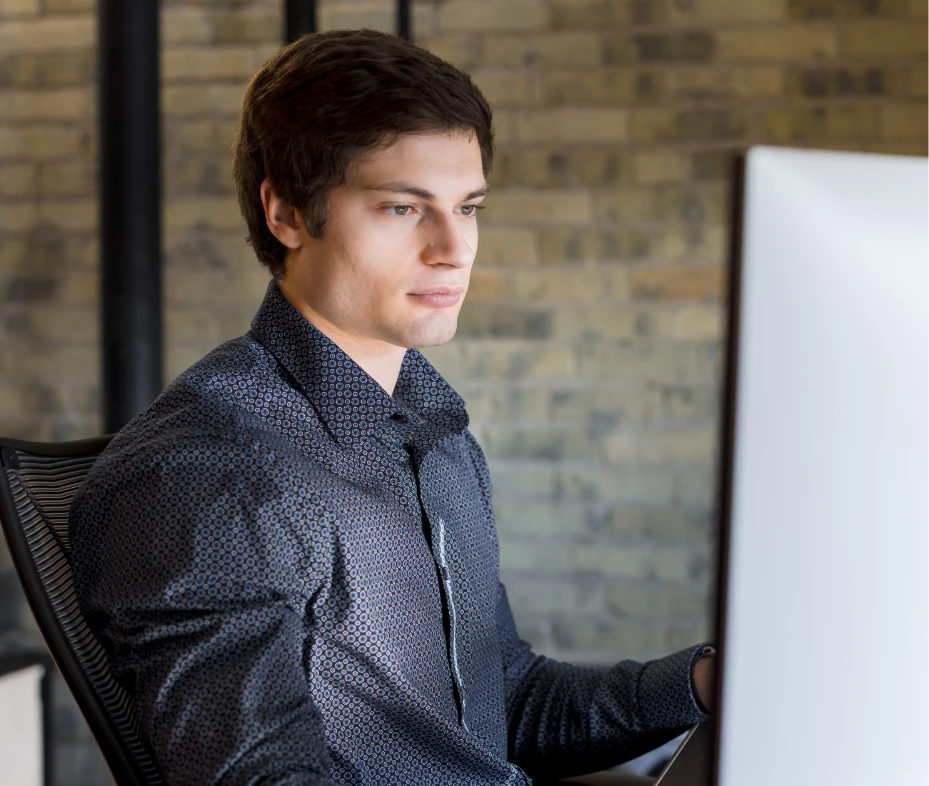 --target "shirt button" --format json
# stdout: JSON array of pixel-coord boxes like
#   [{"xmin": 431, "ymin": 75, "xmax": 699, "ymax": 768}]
[{"xmin": 440, "ymin": 566, "xmax": 450, "ymax": 580}]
